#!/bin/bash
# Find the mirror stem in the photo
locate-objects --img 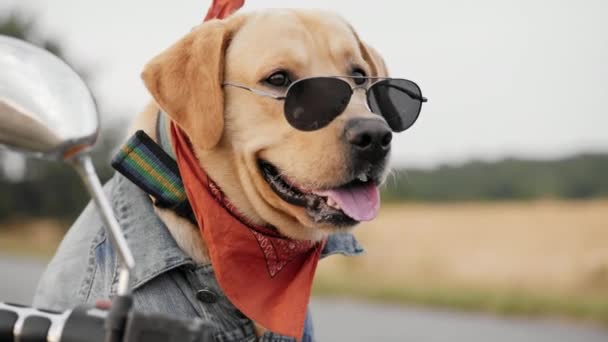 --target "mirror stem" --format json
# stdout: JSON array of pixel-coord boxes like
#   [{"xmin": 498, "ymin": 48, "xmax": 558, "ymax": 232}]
[{"xmin": 70, "ymin": 154, "xmax": 135, "ymax": 296}]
